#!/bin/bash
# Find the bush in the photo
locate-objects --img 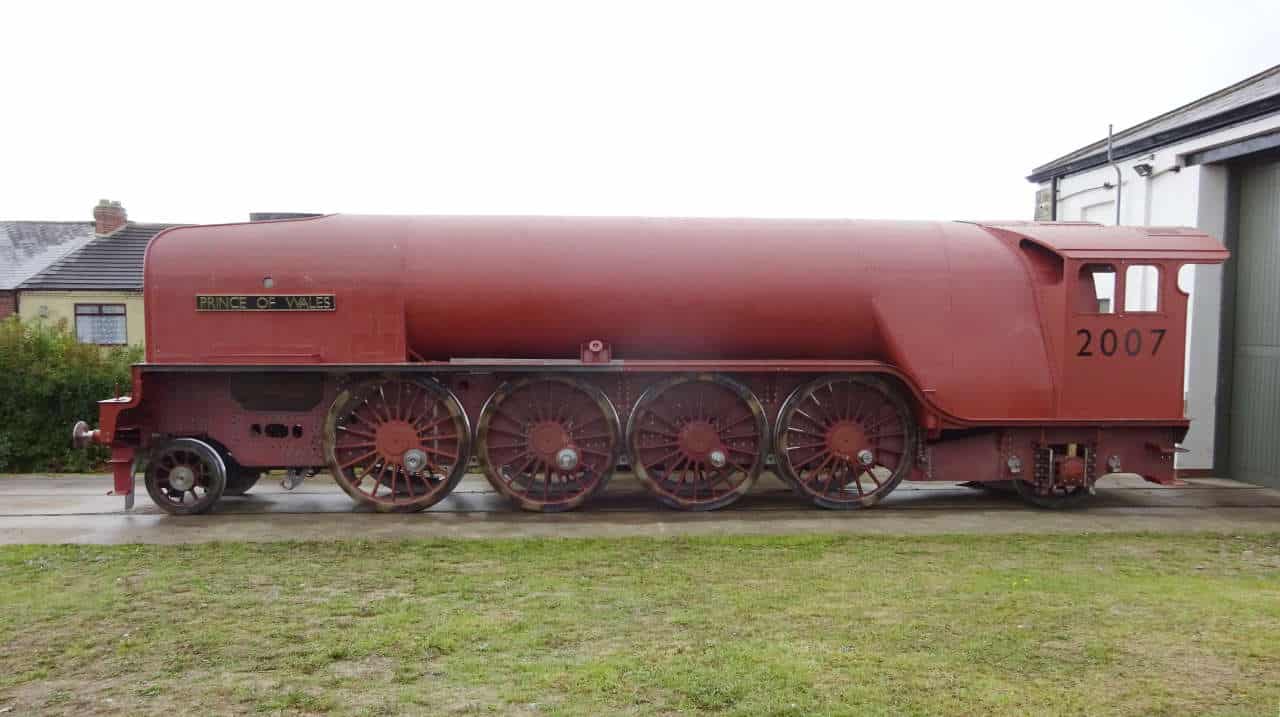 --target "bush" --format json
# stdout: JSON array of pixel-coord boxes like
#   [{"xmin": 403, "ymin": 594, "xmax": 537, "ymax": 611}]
[{"xmin": 0, "ymin": 316, "xmax": 142, "ymax": 472}]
